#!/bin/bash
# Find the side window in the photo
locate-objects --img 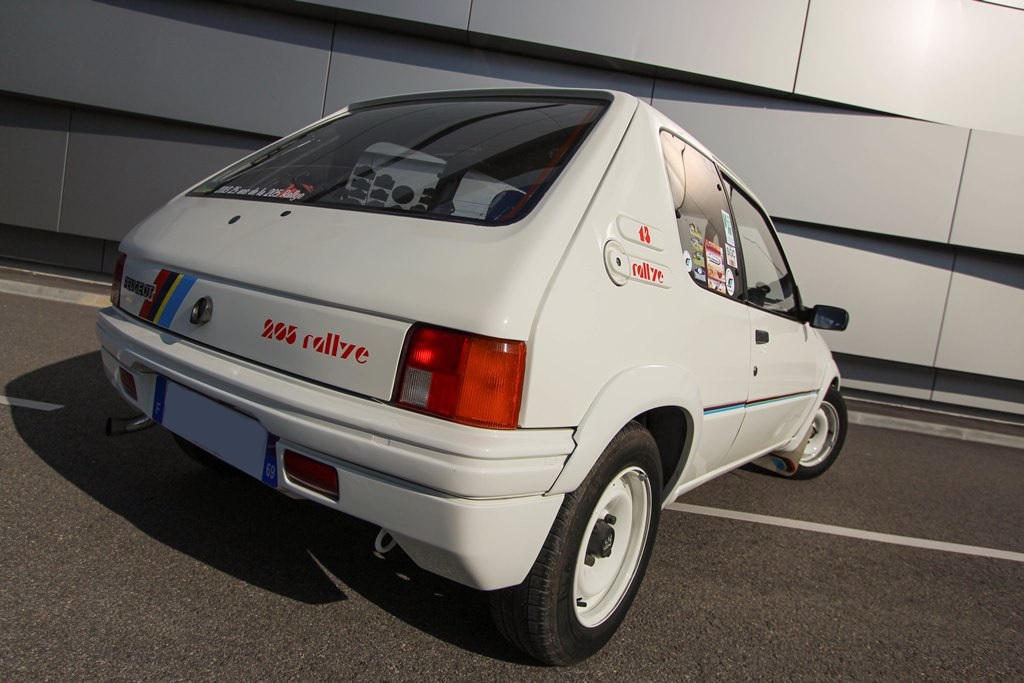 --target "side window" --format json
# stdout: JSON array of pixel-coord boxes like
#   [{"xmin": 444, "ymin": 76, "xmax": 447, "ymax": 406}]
[
  {"xmin": 727, "ymin": 183, "xmax": 798, "ymax": 316},
  {"xmin": 660, "ymin": 131, "xmax": 742, "ymax": 300}
]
